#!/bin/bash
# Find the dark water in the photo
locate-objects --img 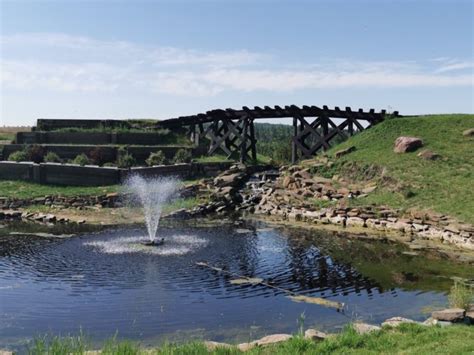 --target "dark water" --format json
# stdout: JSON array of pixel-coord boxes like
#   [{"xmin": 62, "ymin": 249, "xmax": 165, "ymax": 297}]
[{"xmin": 0, "ymin": 221, "xmax": 471, "ymax": 349}]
